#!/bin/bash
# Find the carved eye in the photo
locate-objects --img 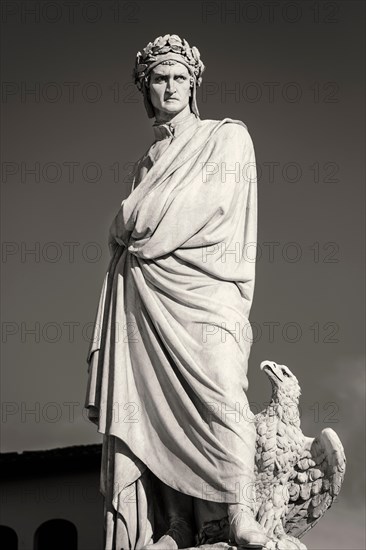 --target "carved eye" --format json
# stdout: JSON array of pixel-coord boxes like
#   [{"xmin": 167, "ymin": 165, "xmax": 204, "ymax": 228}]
[{"xmin": 281, "ymin": 368, "xmax": 290, "ymax": 377}]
